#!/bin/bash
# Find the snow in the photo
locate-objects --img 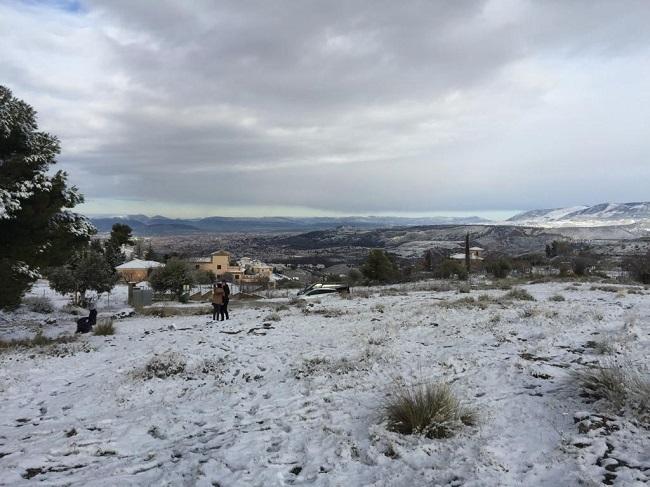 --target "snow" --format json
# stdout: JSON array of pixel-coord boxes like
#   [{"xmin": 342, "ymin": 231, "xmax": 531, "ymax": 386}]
[
  {"xmin": 115, "ymin": 259, "xmax": 164, "ymax": 270},
  {"xmin": 0, "ymin": 280, "xmax": 649, "ymax": 485}
]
